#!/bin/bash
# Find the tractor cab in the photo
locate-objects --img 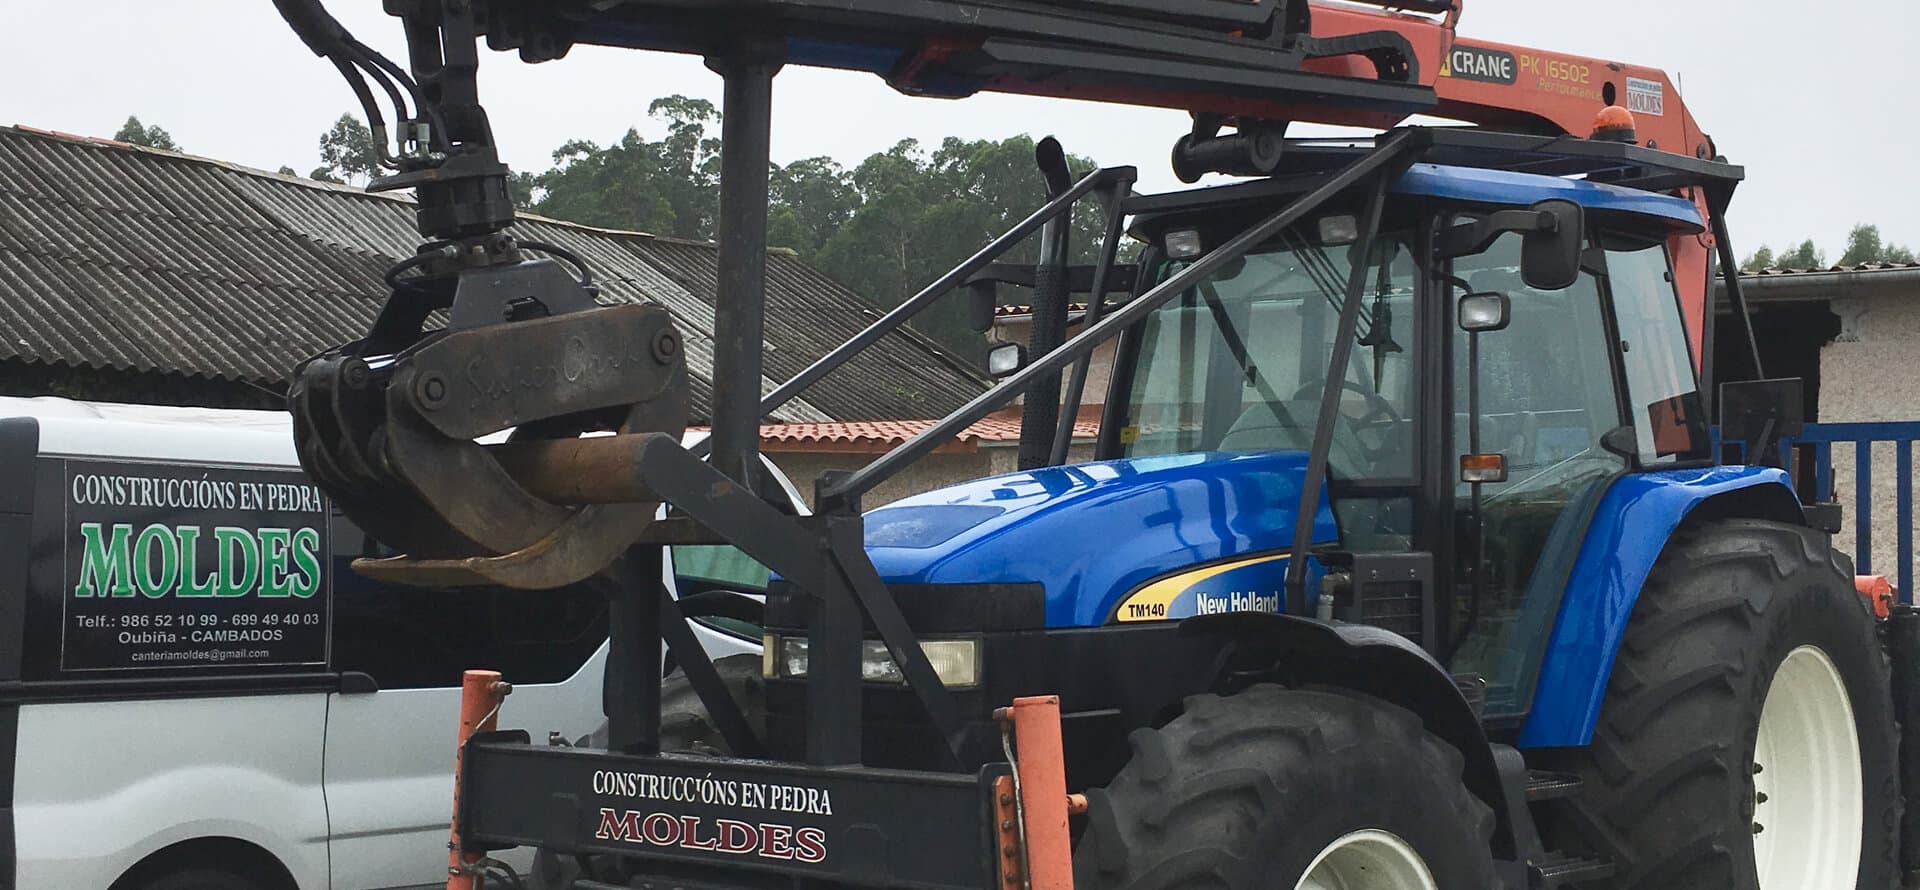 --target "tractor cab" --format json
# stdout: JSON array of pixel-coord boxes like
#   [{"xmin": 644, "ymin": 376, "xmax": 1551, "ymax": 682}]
[
  {"xmin": 843, "ymin": 143, "xmax": 1728, "ymax": 755},
  {"xmin": 1090, "ymin": 161, "xmax": 1713, "ymax": 719}
]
